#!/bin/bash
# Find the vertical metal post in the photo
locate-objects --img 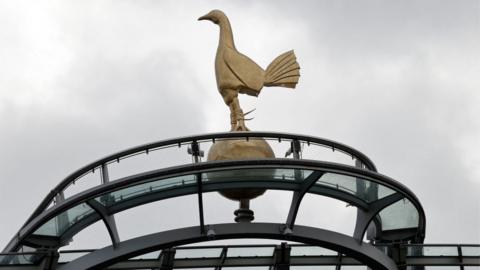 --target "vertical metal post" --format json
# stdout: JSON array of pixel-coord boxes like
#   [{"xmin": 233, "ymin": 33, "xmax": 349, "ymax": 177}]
[
  {"xmin": 38, "ymin": 249, "xmax": 59, "ymax": 270},
  {"xmin": 188, "ymin": 141, "xmax": 206, "ymax": 234},
  {"xmin": 272, "ymin": 242, "xmax": 291, "ymax": 270},
  {"xmin": 99, "ymin": 164, "xmax": 120, "ymax": 248},
  {"xmin": 458, "ymin": 245, "xmax": 464, "ymax": 270},
  {"xmin": 335, "ymin": 251, "xmax": 343, "ymax": 270},
  {"xmin": 285, "ymin": 139, "xmax": 303, "ymax": 181},
  {"xmin": 55, "ymin": 192, "xmax": 69, "ymax": 239},
  {"xmin": 157, "ymin": 248, "xmax": 176, "ymax": 270},
  {"xmin": 391, "ymin": 243, "xmax": 406, "ymax": 270}
]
